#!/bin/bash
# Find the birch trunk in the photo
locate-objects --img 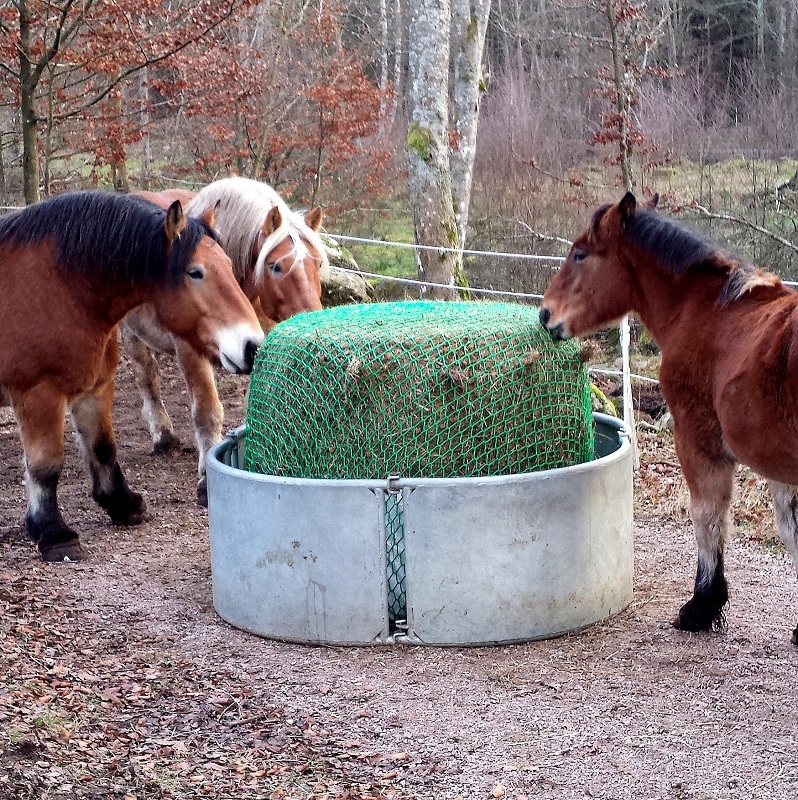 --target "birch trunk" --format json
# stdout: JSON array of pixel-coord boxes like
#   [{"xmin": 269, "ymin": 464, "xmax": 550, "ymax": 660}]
[
  {"xmin": 451, "ymin": 0, "xmax": 491, "ymax": 247},
  {"xmin": 139, "ymin": 68, "xmax": 152, "ymax": 190},
  {"xmin": 406, "ymin": 0, "xmax": 460, "ymax": 299},
  {"xmin": 393, "ymin": 0, "xmax": 404, "ymax": 110},
  {"xmin": 379, "ymin": 0, "xmax": 390, "ymax": 128}
]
